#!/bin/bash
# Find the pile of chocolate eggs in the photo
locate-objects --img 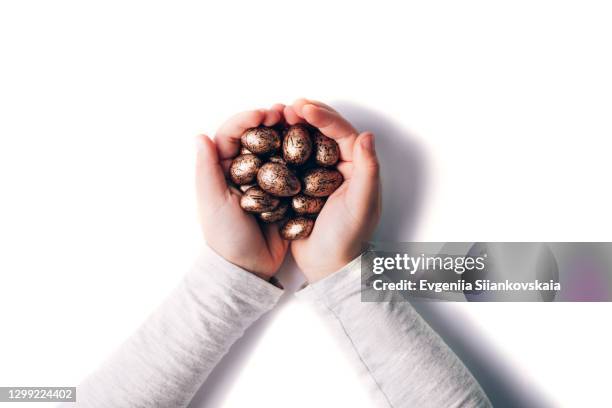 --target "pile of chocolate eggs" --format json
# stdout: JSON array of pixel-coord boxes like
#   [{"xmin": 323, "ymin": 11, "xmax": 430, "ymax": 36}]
[{"xmin": 230, "ymin": 124, "xmax": 342, "ymax": 240}]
